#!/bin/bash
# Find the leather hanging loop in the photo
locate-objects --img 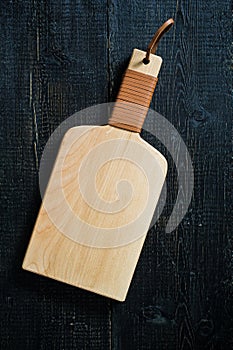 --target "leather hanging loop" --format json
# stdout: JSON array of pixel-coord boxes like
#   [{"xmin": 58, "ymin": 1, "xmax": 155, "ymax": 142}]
[{"xmin": 144, "ymin": 18, "xmax": 174, "ymax": 63}]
